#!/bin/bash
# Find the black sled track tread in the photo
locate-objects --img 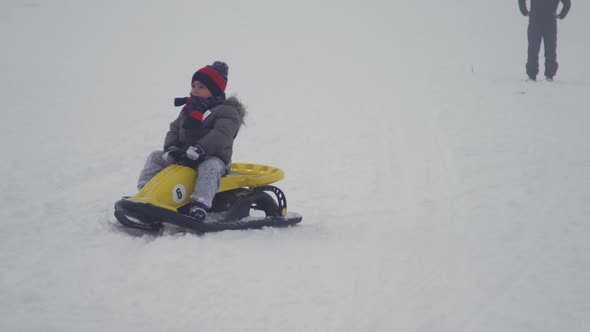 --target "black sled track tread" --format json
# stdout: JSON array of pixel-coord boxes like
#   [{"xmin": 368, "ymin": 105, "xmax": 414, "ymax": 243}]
[
  {"xmin": 169, "ymin": 213, "xmax": 303, "ymax": 233},
  {"xmin": 115, "ymin": 198, "xmax": 302, "ymax": 233}
]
